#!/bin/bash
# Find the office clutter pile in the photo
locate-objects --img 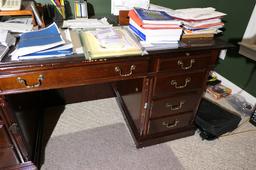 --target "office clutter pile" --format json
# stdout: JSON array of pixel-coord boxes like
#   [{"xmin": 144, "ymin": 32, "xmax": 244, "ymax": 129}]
[
  {"xmin": 206, "ymin": 72, "xmax": 255, "ymax": 117},
  {"xmin": 128, "ymin": 7, "xmax": 183, "ymax": 50},
  {"xmin": 206, "ymin": 72, "xmax": 232, "ymax": 100},
  {"xmin": 1, "ymin": 2, "xmax": 228, "ymax": 61},
  {"xmin": 11, "ymin": 23, "xmax": 73, "ymax": 60},
  {"xmin": 168, "ymin": 7, "xmax": 226, "ymax": 39}
]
